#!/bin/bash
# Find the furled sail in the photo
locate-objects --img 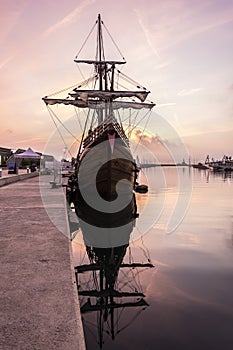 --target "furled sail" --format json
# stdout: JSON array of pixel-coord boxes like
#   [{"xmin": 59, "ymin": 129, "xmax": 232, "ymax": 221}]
[
  {"xmin": 42, "ymin": 97, "xmax": 155, "ymax": 110},
  {"xmin": 69, "ymin": 90, "xmax": 149, "ymax": 102},
  {"xmin": 74, "ymin": 59, "xmax": 126, "ymax": 65}
]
